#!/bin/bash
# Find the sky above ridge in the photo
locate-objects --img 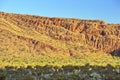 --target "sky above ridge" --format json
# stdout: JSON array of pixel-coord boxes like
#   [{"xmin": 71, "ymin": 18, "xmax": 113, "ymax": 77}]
[{"xmin": 0, "ymin": 0, "xmax": 120, "ymax": 23}]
